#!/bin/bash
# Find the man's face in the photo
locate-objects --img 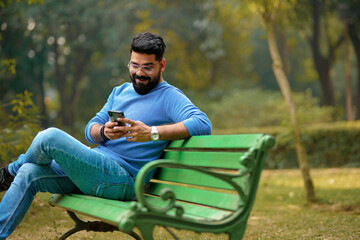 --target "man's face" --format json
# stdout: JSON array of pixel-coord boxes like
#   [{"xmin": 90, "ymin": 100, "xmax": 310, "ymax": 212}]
[{"xmin": 128, "ymin": 52, "xmax": 165, "ymax": 95}]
